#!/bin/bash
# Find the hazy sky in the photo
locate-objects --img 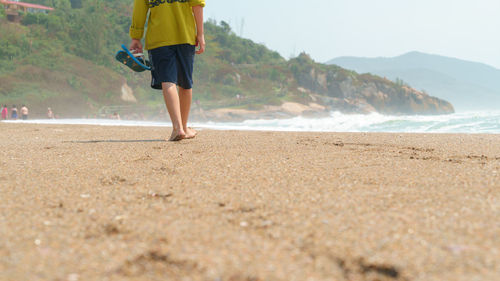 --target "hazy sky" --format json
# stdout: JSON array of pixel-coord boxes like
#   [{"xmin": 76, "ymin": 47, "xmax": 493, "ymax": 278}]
[{"xmin": 205, "ymin": 0, "xmax": 500, "ymax": 68}]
